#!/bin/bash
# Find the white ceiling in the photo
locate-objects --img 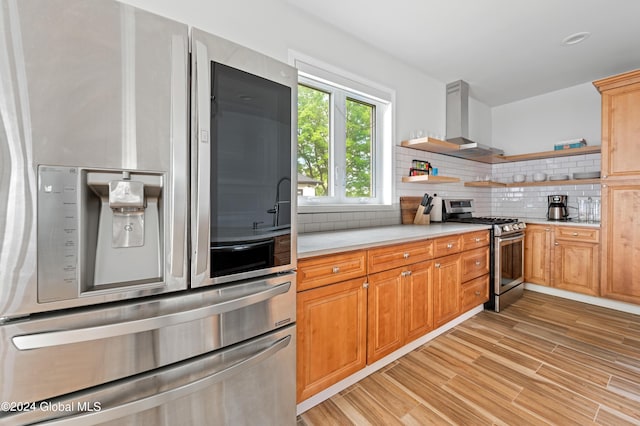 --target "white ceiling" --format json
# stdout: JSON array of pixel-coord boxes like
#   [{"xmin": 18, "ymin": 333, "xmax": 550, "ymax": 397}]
[{"xmin": 289, "ymin": 0, "xmax": 640, "ymax": 106}]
